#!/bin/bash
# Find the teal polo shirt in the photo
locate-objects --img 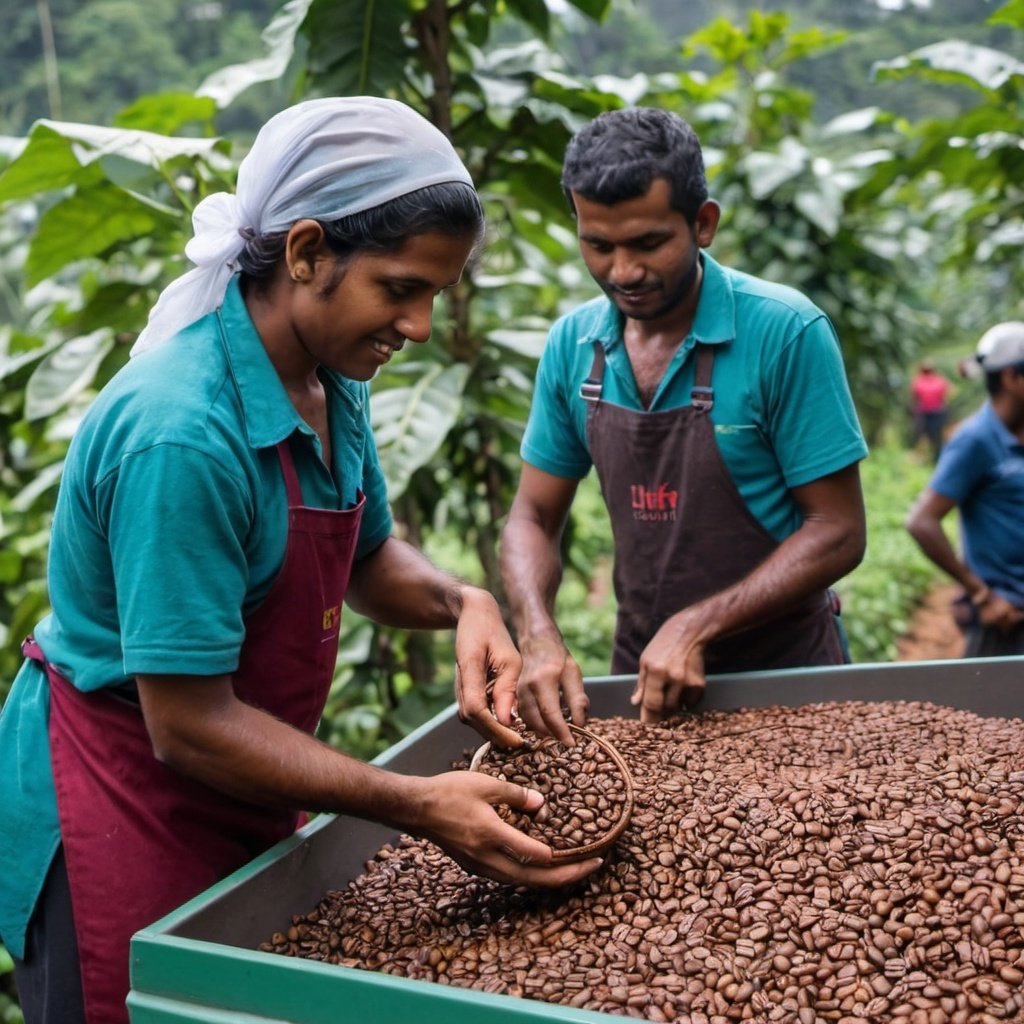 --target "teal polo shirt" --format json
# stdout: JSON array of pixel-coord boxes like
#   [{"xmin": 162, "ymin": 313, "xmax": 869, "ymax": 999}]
[
  {"xmin": 0, "ymin": 276, "xmax": 393, "ymax": 957},
  {"xmin": 522, "ymin": 253, "xmax": 868, "ymax": 542}
]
